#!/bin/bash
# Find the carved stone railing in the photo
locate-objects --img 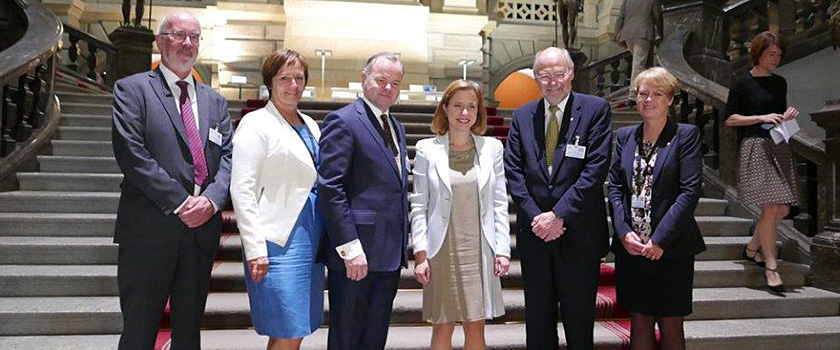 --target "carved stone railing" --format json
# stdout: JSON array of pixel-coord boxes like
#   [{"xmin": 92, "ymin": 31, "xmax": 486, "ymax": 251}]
[
  {"xmin": 492, "ymin": 0, "xmax": 557, "ymax": 23},
  {"xmin": 659, "ymin": 28, "xmax": 829, "ymax": 260},
  {"xmin": 573, "ymin": 50, "xmax": 633, "ymax": 100},
  {"xmin": 0, "ymin": 0, "xmax": 62, "ymax": 190},
  {"xmin": 726, "ymin": 0, "xmax": 834, "ymax": 76},
  {"xmin": 60, "ymin": 23, "xmax": 118, "ymax": 91}
]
